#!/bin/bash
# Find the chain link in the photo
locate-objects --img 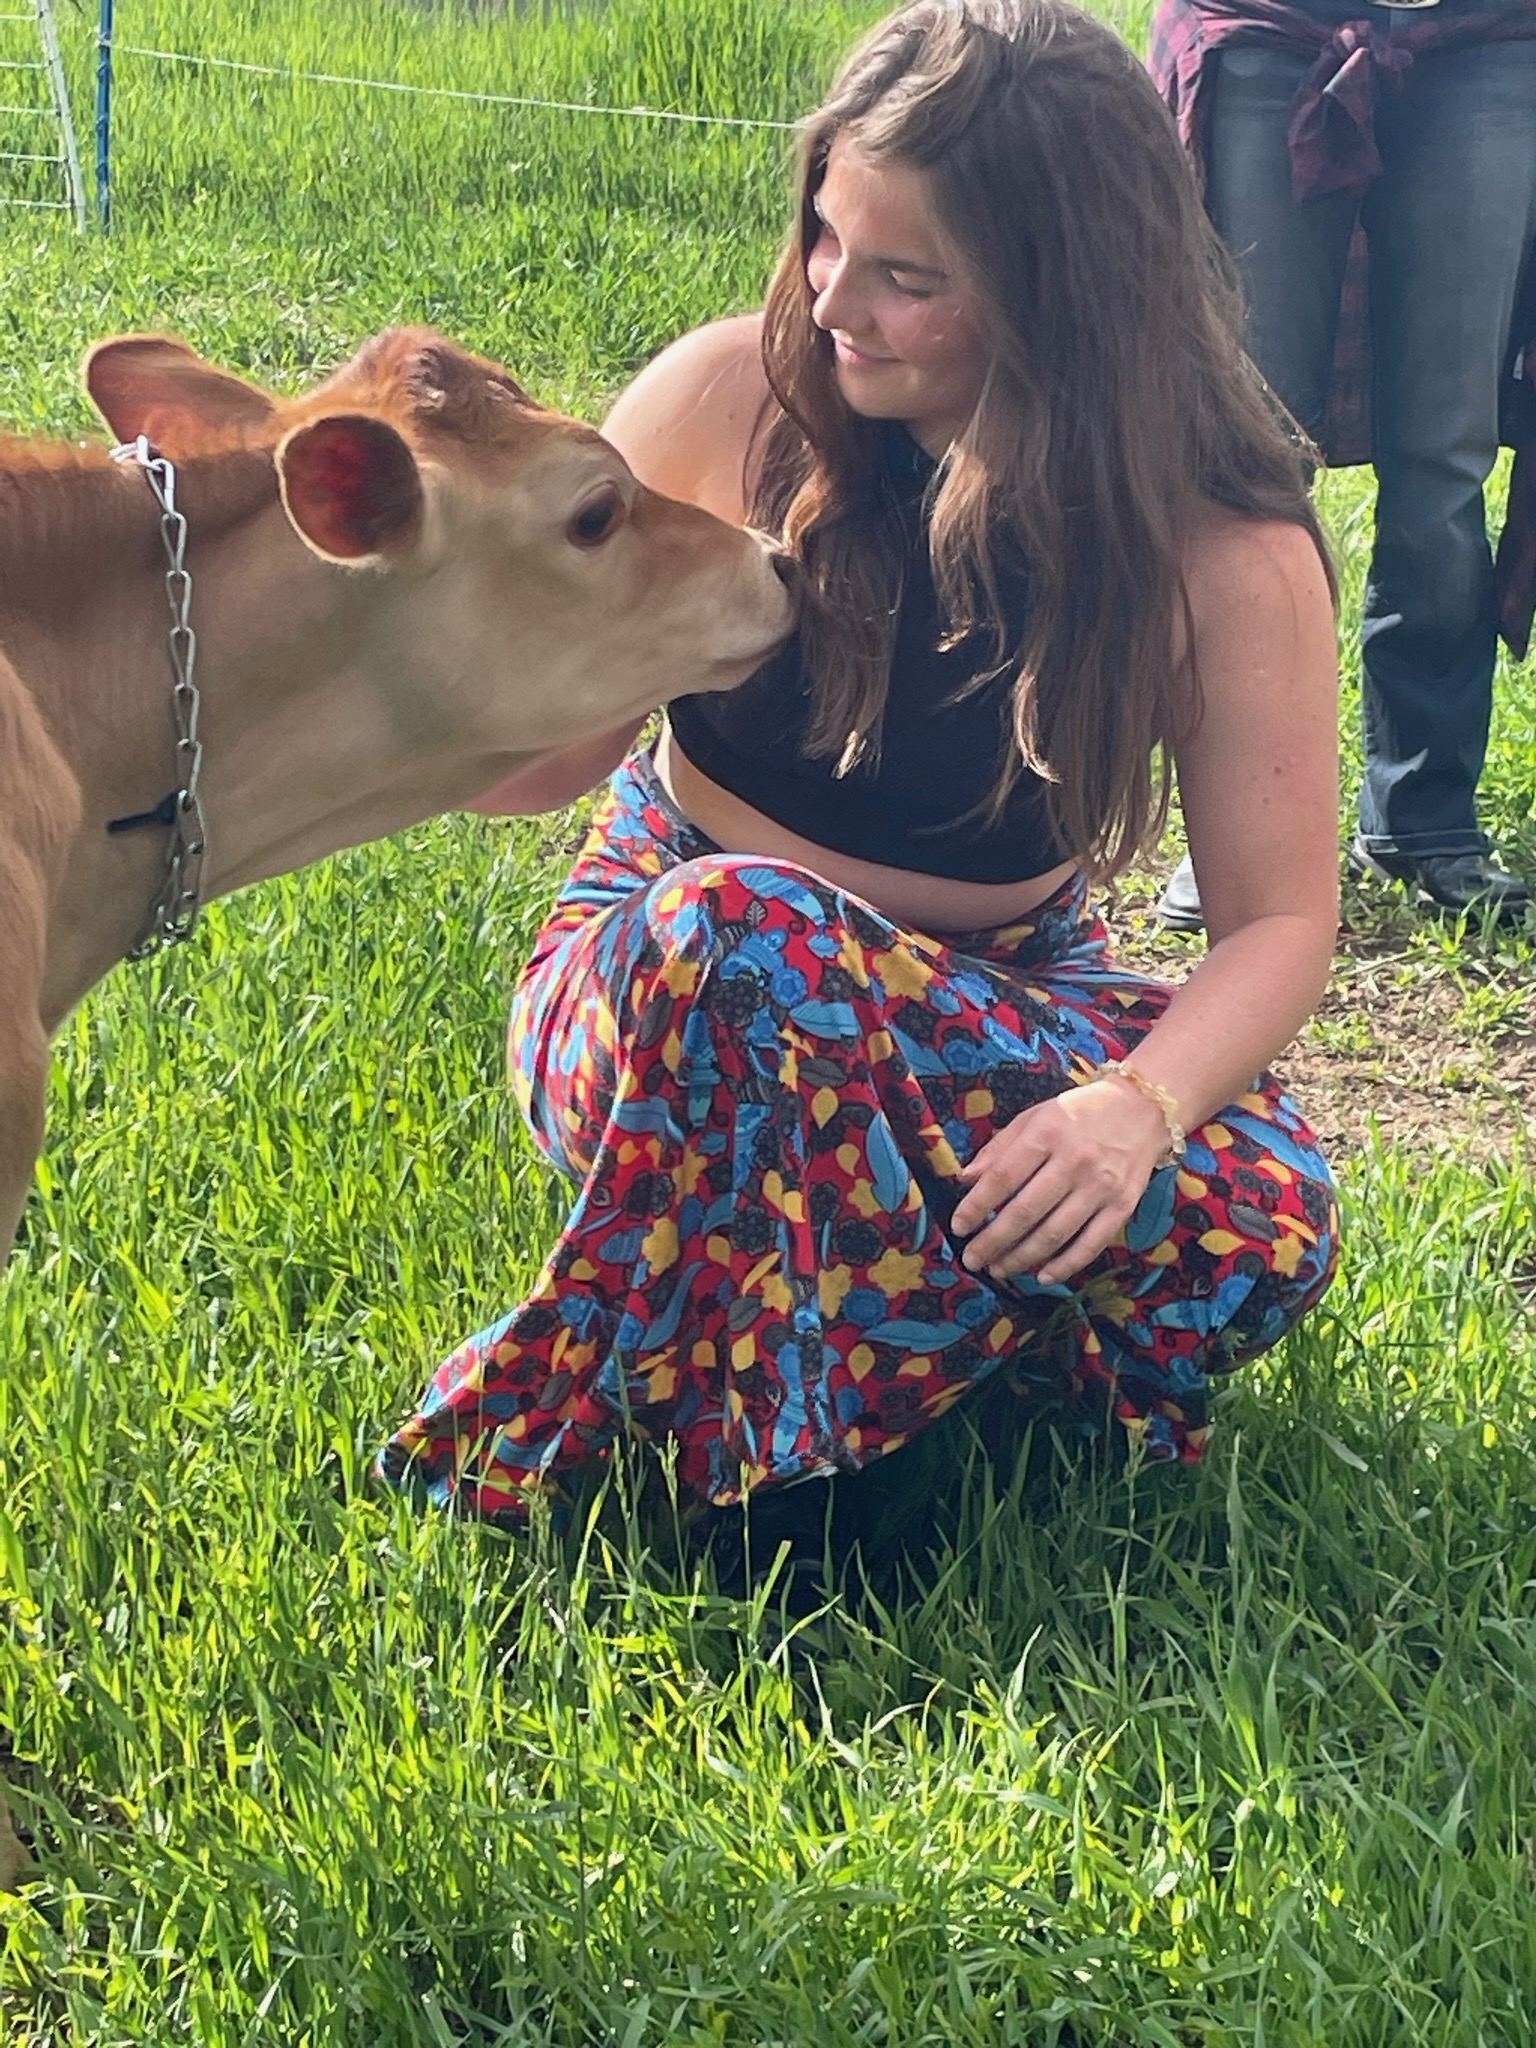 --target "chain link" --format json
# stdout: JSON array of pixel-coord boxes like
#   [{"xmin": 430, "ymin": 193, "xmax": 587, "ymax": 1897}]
[{"xmin": 111, "ymin": 435, "xmax": 210, "ymax": 957}]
